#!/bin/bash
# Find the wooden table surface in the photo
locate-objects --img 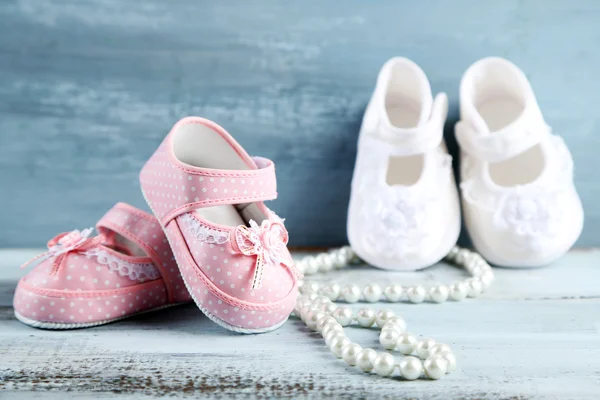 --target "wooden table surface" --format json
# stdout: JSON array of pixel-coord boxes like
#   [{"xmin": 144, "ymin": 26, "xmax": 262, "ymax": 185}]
[{"xmin": 0, "ymin": 250, "xmax": 599, "ymax": 399}]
